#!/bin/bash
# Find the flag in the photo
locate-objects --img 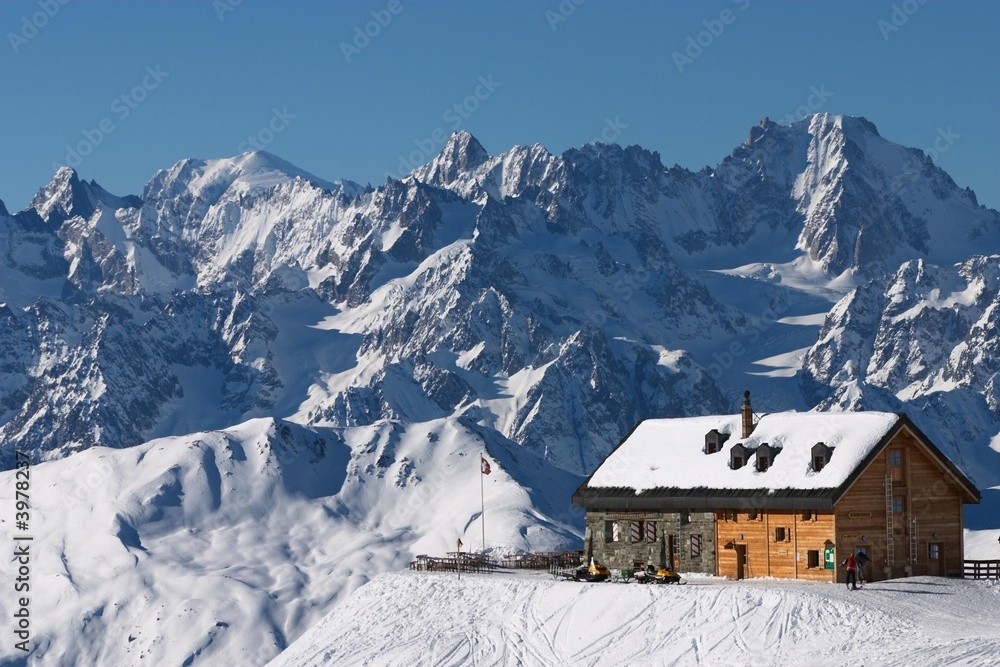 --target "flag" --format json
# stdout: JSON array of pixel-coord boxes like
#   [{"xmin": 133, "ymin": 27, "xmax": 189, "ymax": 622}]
[{"xmin": 481, "ymin": 456, "xmax": 491, "ymax": 475}]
